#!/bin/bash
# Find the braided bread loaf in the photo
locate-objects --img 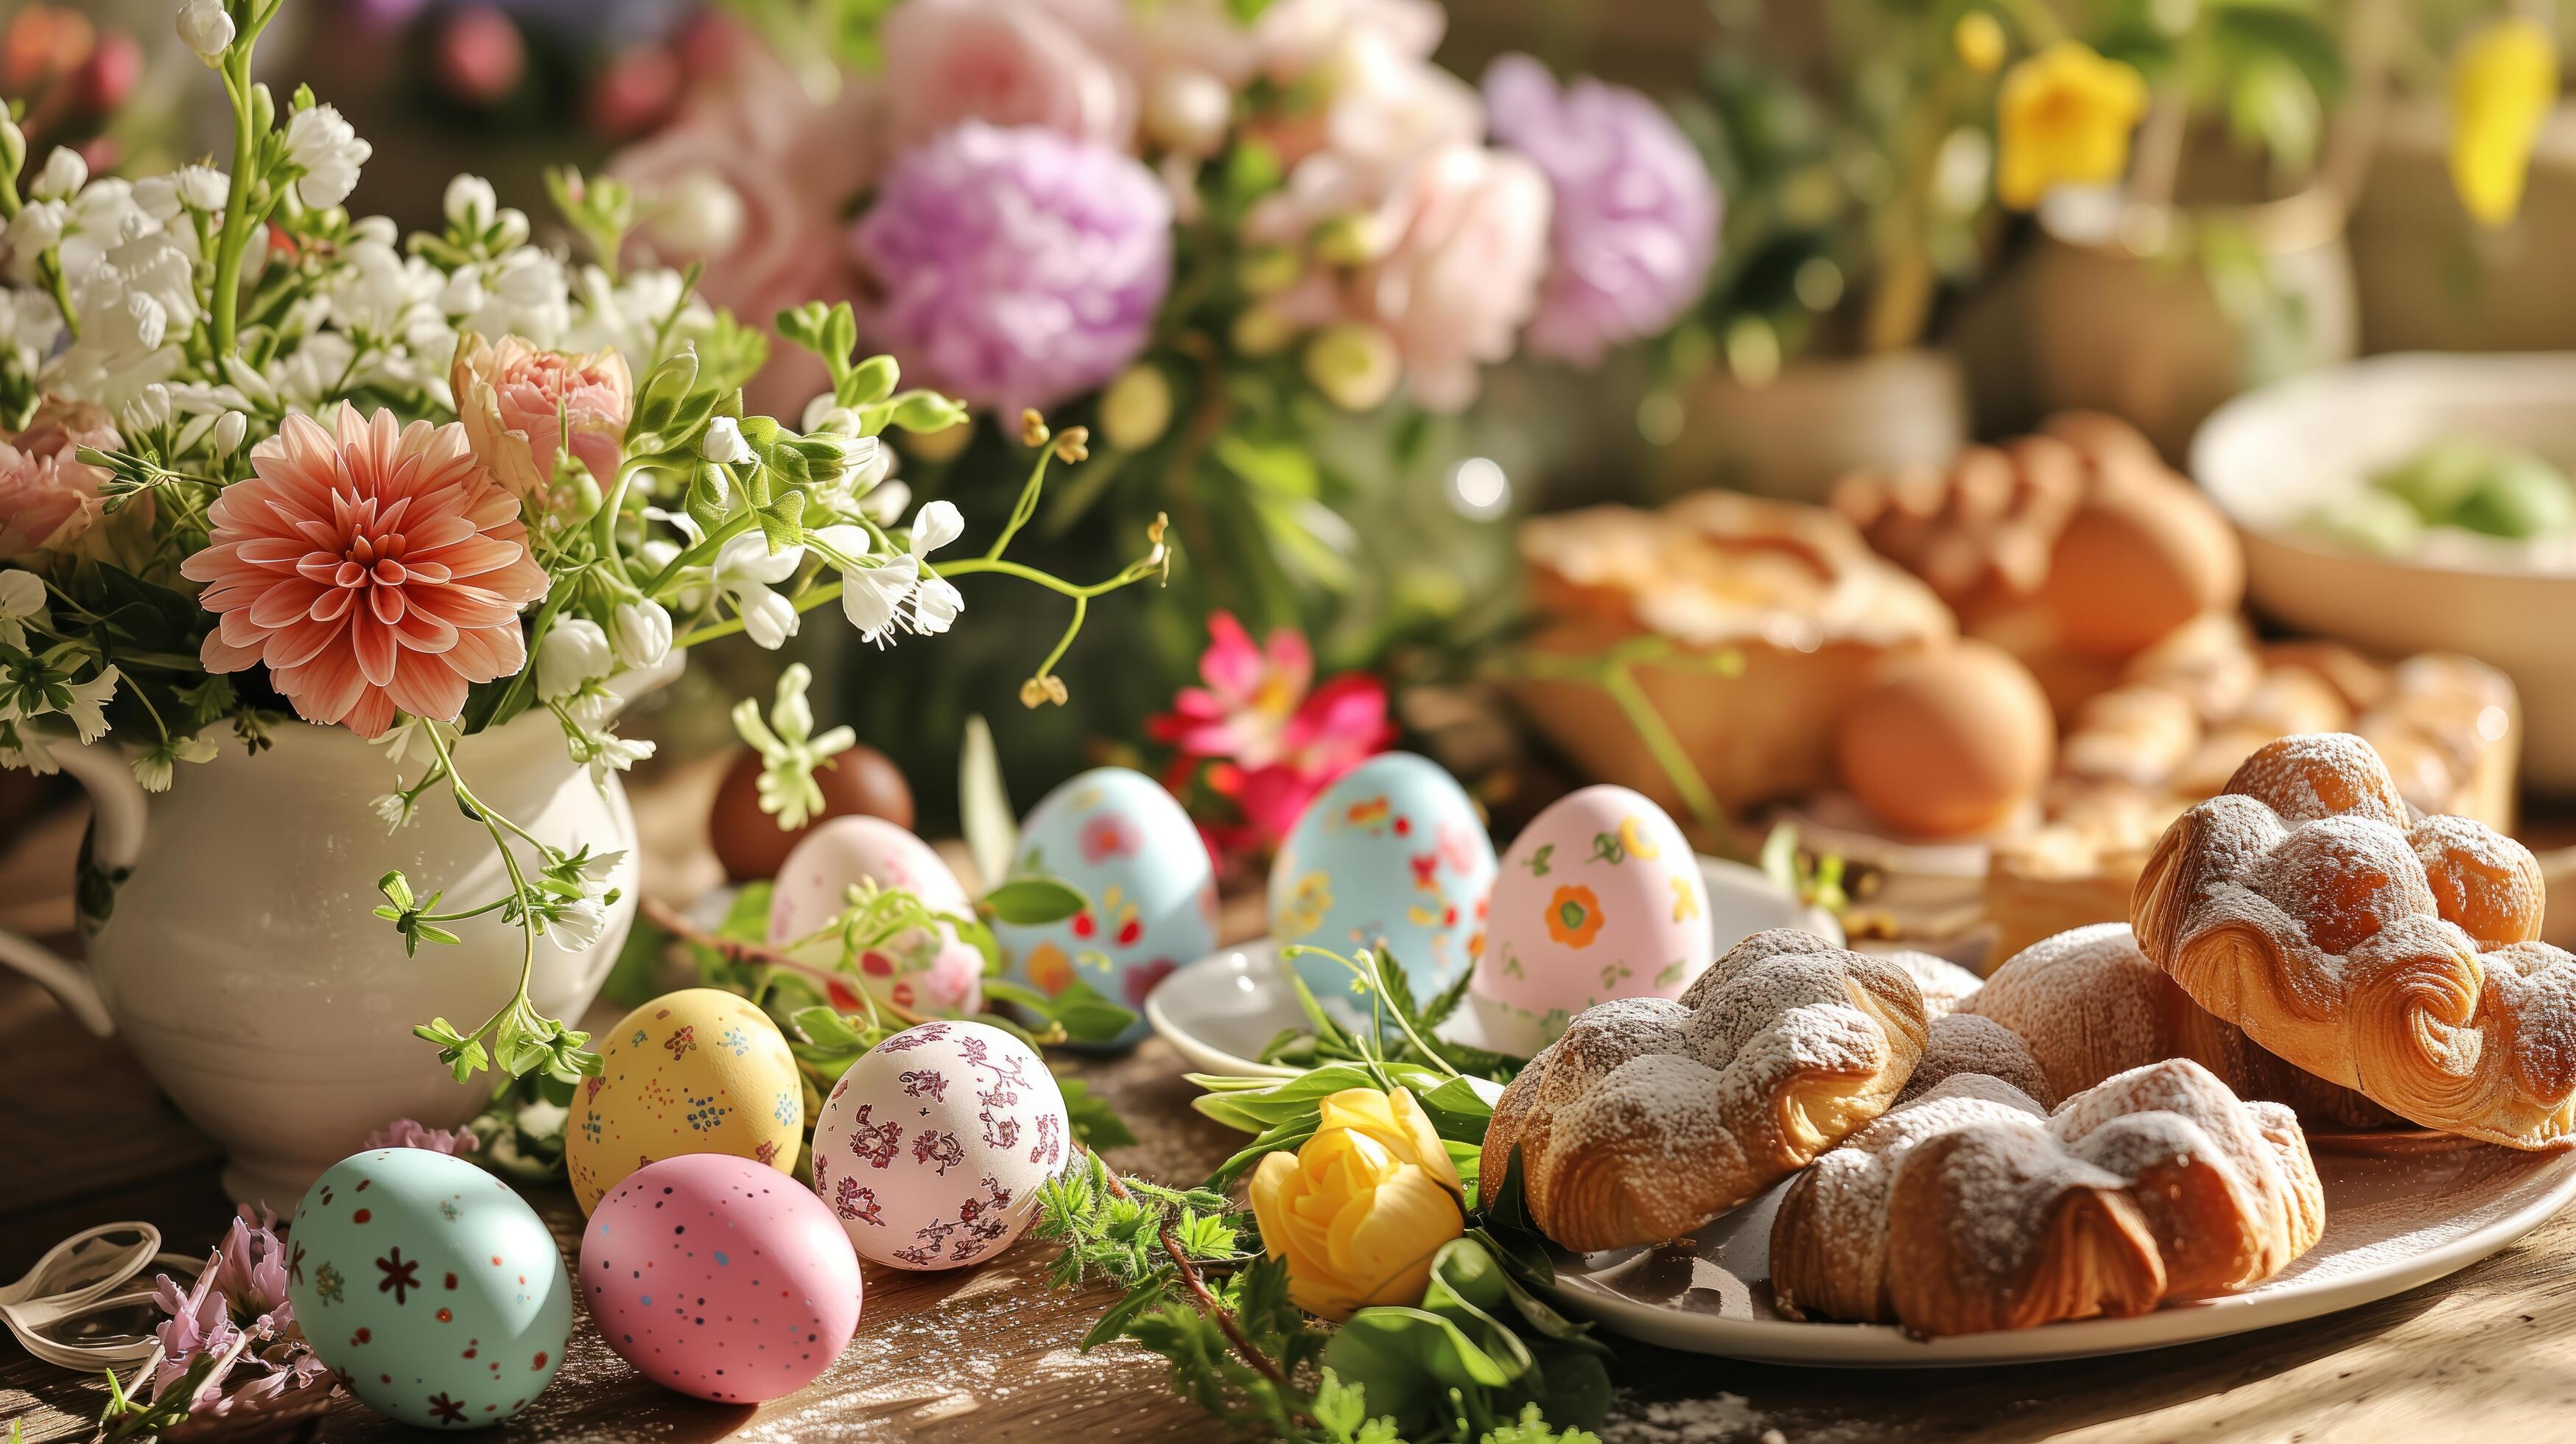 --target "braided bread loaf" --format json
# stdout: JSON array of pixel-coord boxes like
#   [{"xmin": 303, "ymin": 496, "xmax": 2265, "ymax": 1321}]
[{"xmin": 2133, "ymin": 733, "xmax": 2576, "ymax": 1149}]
